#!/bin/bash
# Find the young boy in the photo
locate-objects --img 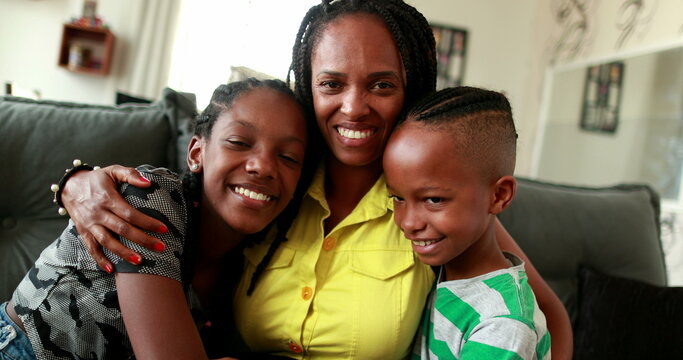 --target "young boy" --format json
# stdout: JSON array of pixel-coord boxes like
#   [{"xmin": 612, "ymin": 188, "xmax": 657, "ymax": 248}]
[{"xmin": 383, "ymin": 86, "xmax": 551, "ymax": 360}]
